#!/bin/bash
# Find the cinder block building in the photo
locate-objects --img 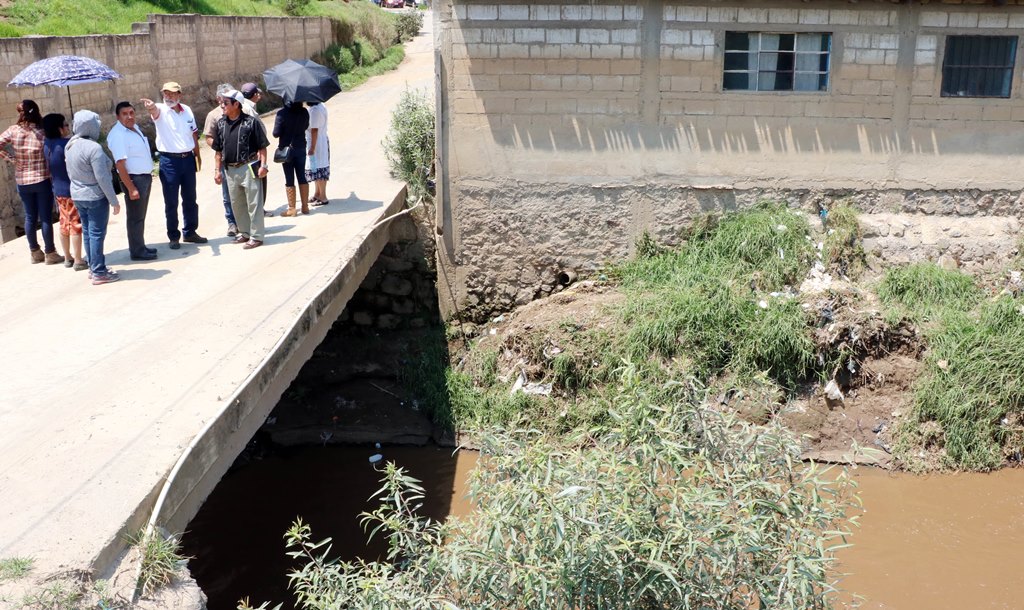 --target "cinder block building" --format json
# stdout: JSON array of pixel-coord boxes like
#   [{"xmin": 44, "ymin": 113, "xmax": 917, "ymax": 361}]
[{"xmin": 434, "ymin": 1, "xmax": 1024, "ymax": 318}]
